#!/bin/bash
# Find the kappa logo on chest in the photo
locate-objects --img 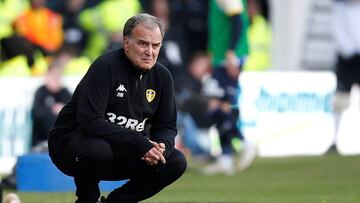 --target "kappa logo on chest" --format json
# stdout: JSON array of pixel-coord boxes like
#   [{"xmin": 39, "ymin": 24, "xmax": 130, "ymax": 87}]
[{"xmin": 116, "ymin": 84, "xmax": 127, "ymax": 98}]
